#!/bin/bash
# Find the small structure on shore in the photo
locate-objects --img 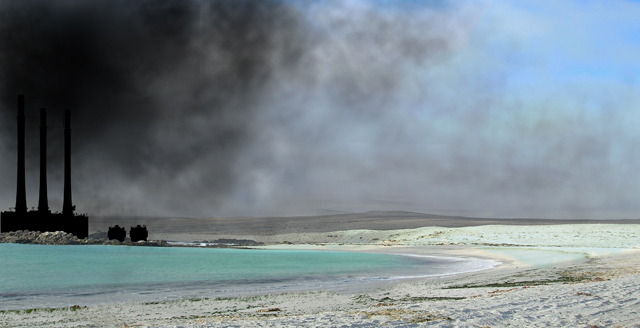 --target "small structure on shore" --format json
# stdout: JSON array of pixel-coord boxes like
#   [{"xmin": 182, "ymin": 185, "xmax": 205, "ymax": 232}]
[
  {"xmin": 108, "ymin": 225, "xmax": 126, "ymax": 242},
  {"xmin": 130, "ymin": 225, "xmax": 148, "ymax": 242}
]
